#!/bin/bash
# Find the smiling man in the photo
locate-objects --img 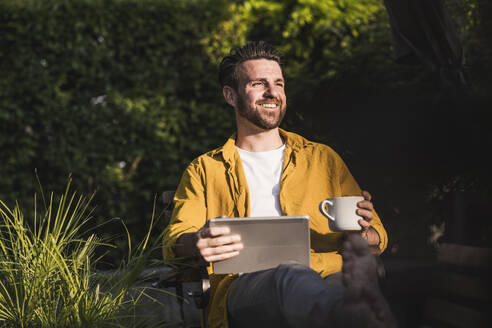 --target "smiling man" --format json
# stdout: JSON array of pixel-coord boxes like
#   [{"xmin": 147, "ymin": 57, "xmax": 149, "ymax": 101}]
[{"xmin": 163, "ymin": 41, "xmax": 396, "ymax": 328}]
